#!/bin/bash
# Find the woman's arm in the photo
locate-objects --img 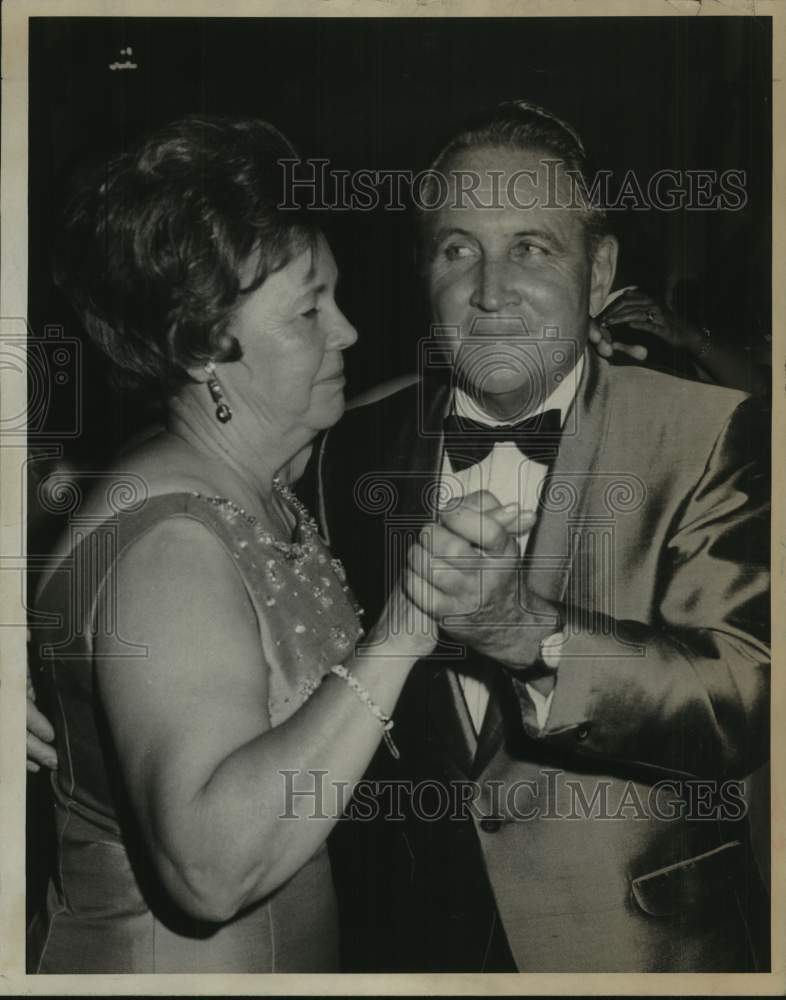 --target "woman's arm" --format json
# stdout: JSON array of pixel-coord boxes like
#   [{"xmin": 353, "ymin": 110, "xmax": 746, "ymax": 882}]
[{"xmin": 95, "ymin": 517, "xmax": 432, "ymax": 923}]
